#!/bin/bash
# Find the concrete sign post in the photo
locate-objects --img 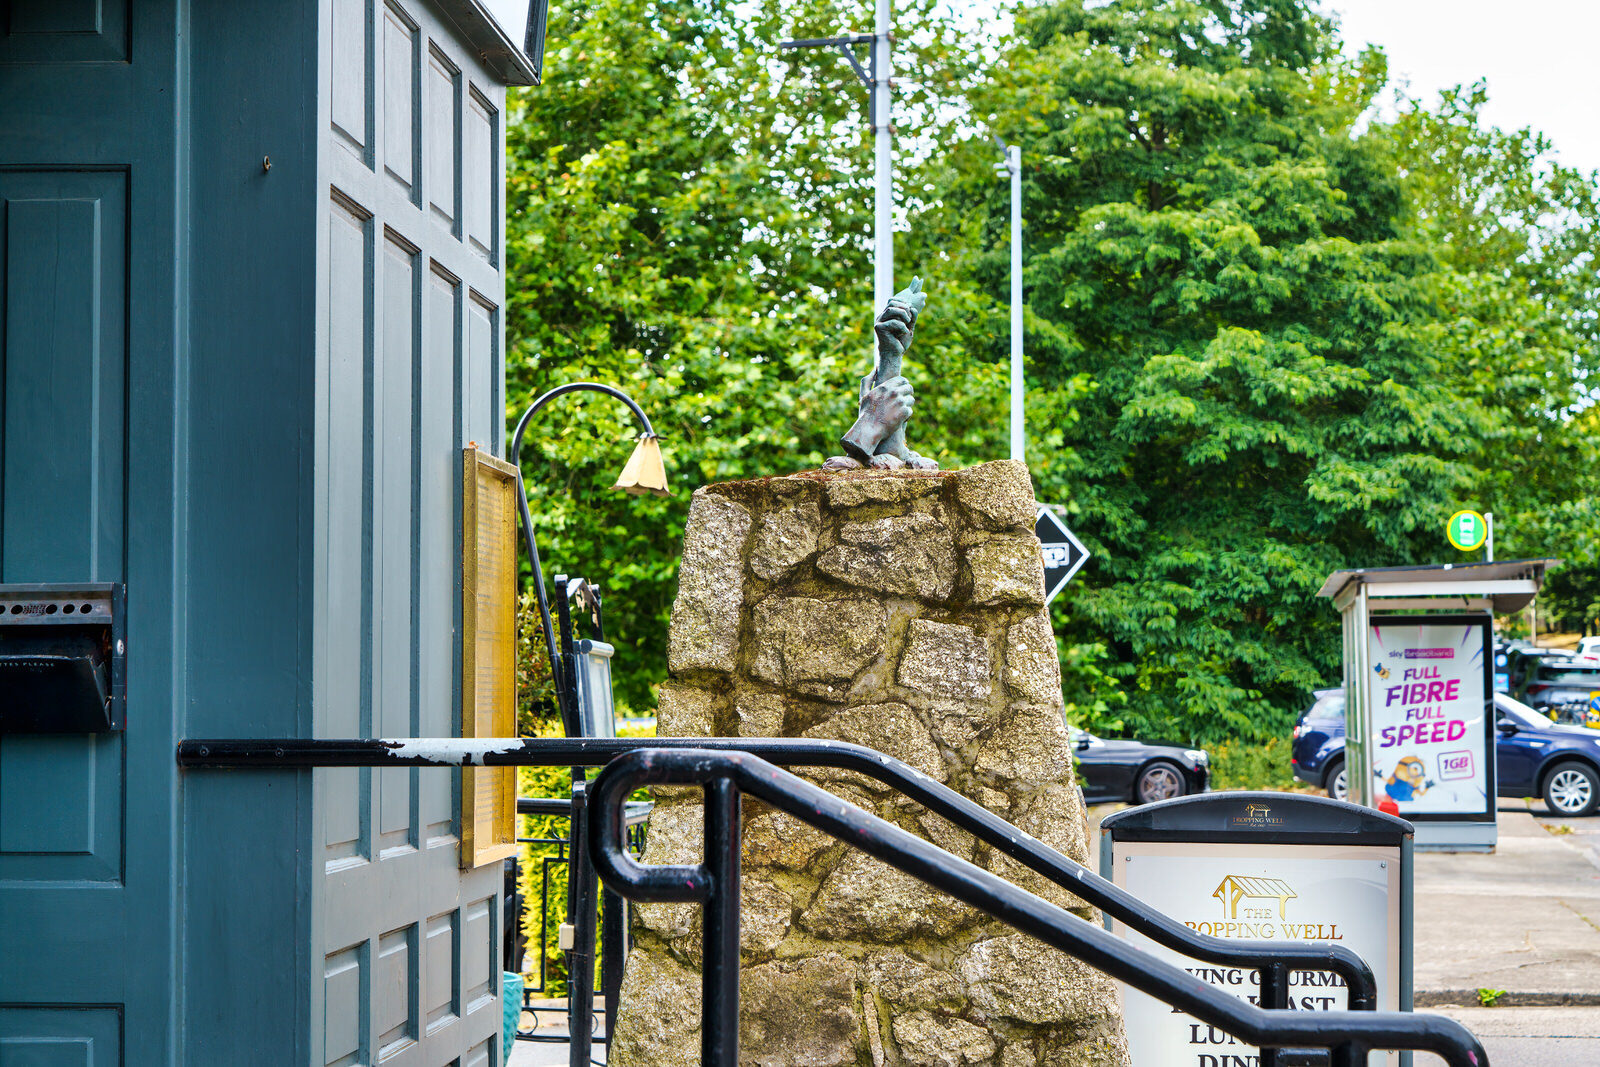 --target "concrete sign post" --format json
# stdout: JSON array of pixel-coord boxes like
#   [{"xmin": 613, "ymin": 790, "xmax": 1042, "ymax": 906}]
[{"xmin": 1101, "ymin": 793, "xmax": 1413, "ymax": 1067}]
